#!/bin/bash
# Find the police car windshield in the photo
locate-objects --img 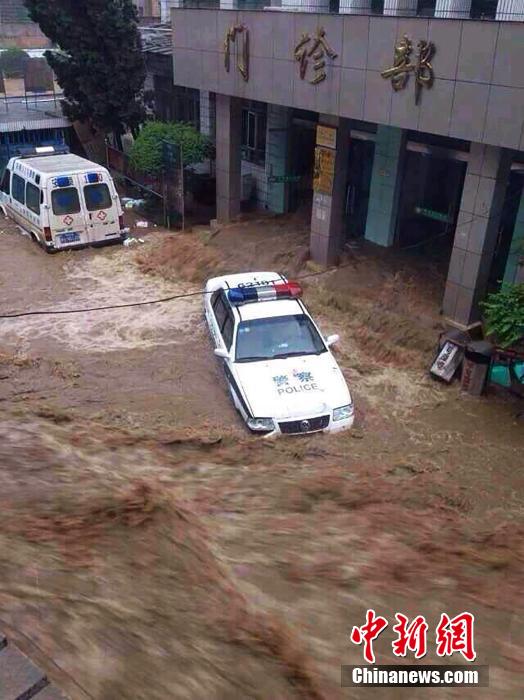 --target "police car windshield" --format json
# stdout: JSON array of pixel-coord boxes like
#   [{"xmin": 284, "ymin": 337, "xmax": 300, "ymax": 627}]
[{"xmin": 235, "ymin": 314, "xmax": 326, "ymax": 362}]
